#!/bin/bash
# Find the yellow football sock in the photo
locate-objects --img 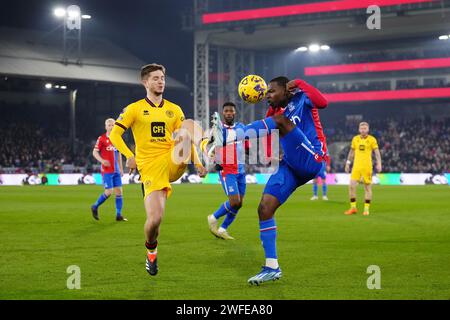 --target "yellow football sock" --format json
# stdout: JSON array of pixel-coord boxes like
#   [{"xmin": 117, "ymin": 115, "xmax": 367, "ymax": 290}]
[{"xmin": 364, "ymin": 201, "xmax": 370, "ymax": 212}]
